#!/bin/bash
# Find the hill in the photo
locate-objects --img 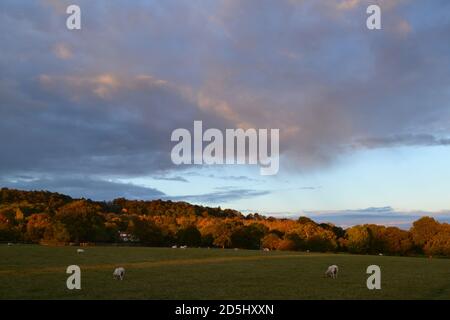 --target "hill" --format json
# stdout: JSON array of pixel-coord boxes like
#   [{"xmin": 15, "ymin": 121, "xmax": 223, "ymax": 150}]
[{"xmin": 1, "ymin": 188, "xmax": 449, "ymax": 256}]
